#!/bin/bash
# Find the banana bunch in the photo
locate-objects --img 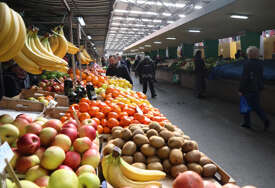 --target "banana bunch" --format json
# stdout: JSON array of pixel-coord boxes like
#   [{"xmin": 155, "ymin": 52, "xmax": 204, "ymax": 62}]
[
  {"xmin": 102, "ymin": 153, "xmax": 165, "ymax": 188},
  {"xmin": 40, "ymin": 36, "xmax": 53, "ymax": 54},
  {"xmin": 0, "ymin": 2, "xmax": 26, "ymax": 62},
  {"xmin": 78, "ymin": 46, "xmax": 93, "ymax": 64},
  {"xmin": 48, "ymin": 26, "xmax": 68, "ymax": 58},
  {"xmin": 13, "ymin": 29, "xmax": 69, "ymax": 74},
  {"xmin": 67, "ymin": 41, "xmax": 79, "ymax": 55}
]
